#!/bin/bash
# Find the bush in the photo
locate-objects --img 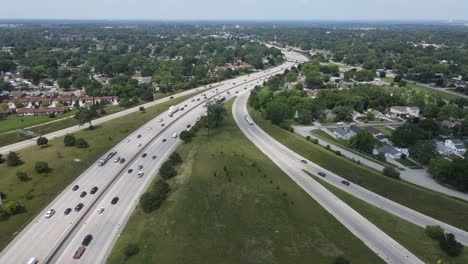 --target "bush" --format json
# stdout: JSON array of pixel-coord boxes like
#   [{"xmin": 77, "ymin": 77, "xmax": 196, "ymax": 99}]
[
  {"xmin": 425, "ymin": 225, "xmax": 444, "ymax": 240},
  {"xmin": 169, "ymin": 152, "xmax": 182, "ymax": 165},
  {"xmin": 16, "ymin": 171, "xmax": 30, "ymax": 182},
  {"xmin": 48, "ymin": 112, "xmax": 56, "ymax": 118},
  {"xmin": 179, "ymin": 130, "xmax": 193, "ymax": 143},
  {"xmin": 305, "ymin": 136, "xmax": 311, "ymax": 141},
  {"xmin": 139, "ymin": 106, "xmax": 145, "ymax": 112},
  {"xmin": 75, "ymin": 138, "xmax": 89, "ymax": 148},
  {"xmin": 311, "ymin": 138, "xmax": 319, "ymax": 144},
  {"xmin": 37, "ymin": 136, "xmax": 48, "ymax": 147},
  {"xmin": 64, "ymin": 134, "xmax": 76, "ymax": 147},
  {"xmin": 124, "ymin": 243, "xmax": 140, "ymax": 259},
  {"xmin": 159, "ymin": 161, "xmax": 177, "ymax": 180},
  {"xmin": 0, "ymin": 153, "xmax": 4, "ymax": 164},
  {"xmin": 2, "ymin": 200, "xmax": 23, "ymax": 215},
  {"xmin": 6, "ymin": 151, "xmax": 22, "ymax": 167},
  {"xmin": 140, "ymin": 179, "xmax": 170, "ymax": 213},
  {"xmin": 0, "ymin": 208, "xmax": 9, "ymax": 221},
  {"xmin": 334, "ymin": 256, "xmax": 350, "ymax": 264},
  {"xmin": 440, "ymin": 233, "xmax": 463, "ymax": 257},
  {"xmin": 35, "ymin": 161, "xmax": 50, "ymax": 173},
  {"xmin": 382, "ymin": 166, "xmax": 400, "ymax": 179}
]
